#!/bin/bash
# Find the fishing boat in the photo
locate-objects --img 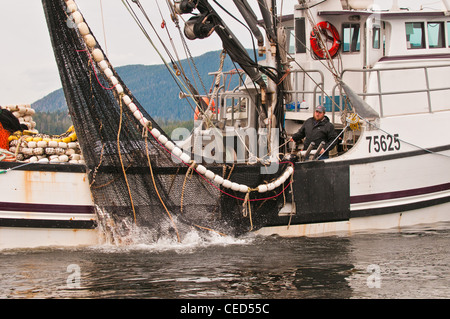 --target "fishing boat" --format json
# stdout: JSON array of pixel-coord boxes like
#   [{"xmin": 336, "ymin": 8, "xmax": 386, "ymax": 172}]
[{"xmin": 1, "ymin": 0, "xmax": 450, "ymax": 249}]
